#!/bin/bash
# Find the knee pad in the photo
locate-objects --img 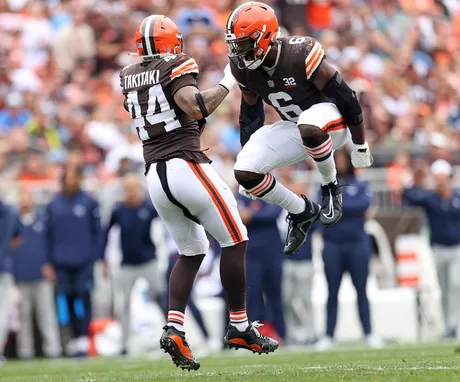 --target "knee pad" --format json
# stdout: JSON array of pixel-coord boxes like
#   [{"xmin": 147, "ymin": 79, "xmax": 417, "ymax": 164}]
[
  {"xmin": 298, "ymin": 124, "xmax": 329, "ymax": 148},
  {"xmin": 234, "ymin": 170, "xmax": 265, "ymax": 189}
]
